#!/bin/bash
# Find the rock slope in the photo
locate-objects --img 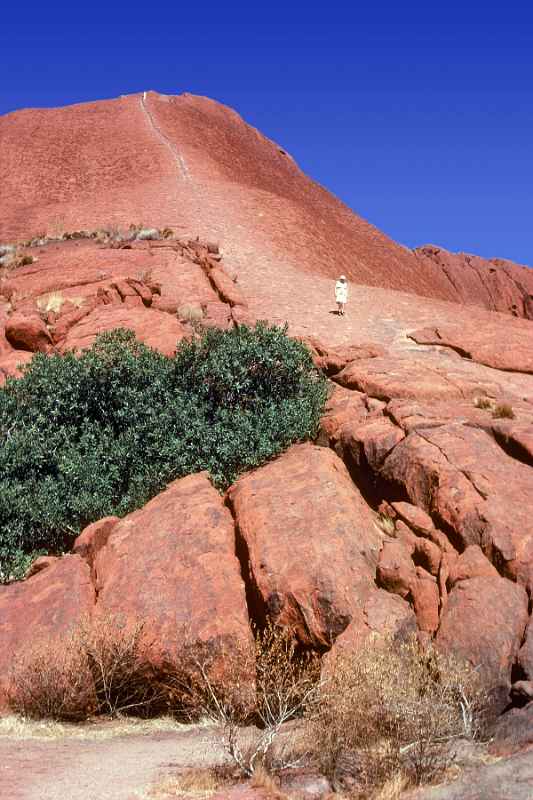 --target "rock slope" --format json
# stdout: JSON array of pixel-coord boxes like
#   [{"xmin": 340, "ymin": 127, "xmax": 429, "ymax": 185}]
[{"xmin": 1, "ymin": 92, "xmax": 532, "ymax": 317}]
